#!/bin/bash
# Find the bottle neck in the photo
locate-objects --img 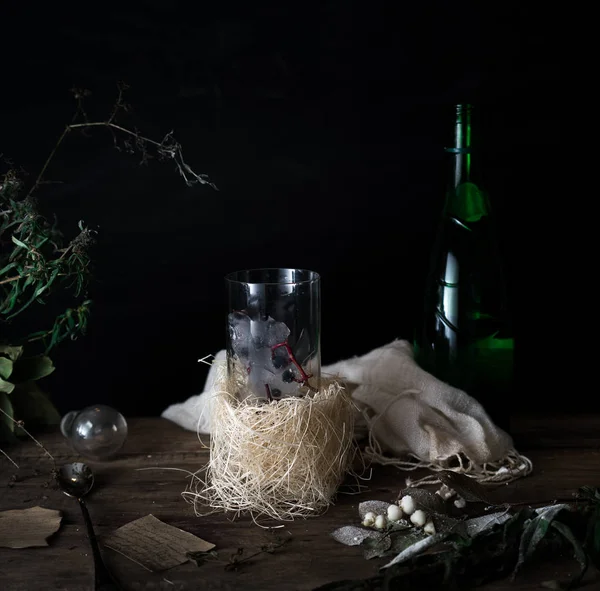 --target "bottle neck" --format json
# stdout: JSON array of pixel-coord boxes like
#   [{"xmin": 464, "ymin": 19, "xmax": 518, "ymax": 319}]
[
  {"xmin": 445, "ymin": 104, "xmax": 472, "ymax": 190},
  {"xmin": 443, "ymin": 104, "xmax": 490, "ymax": 223}
]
